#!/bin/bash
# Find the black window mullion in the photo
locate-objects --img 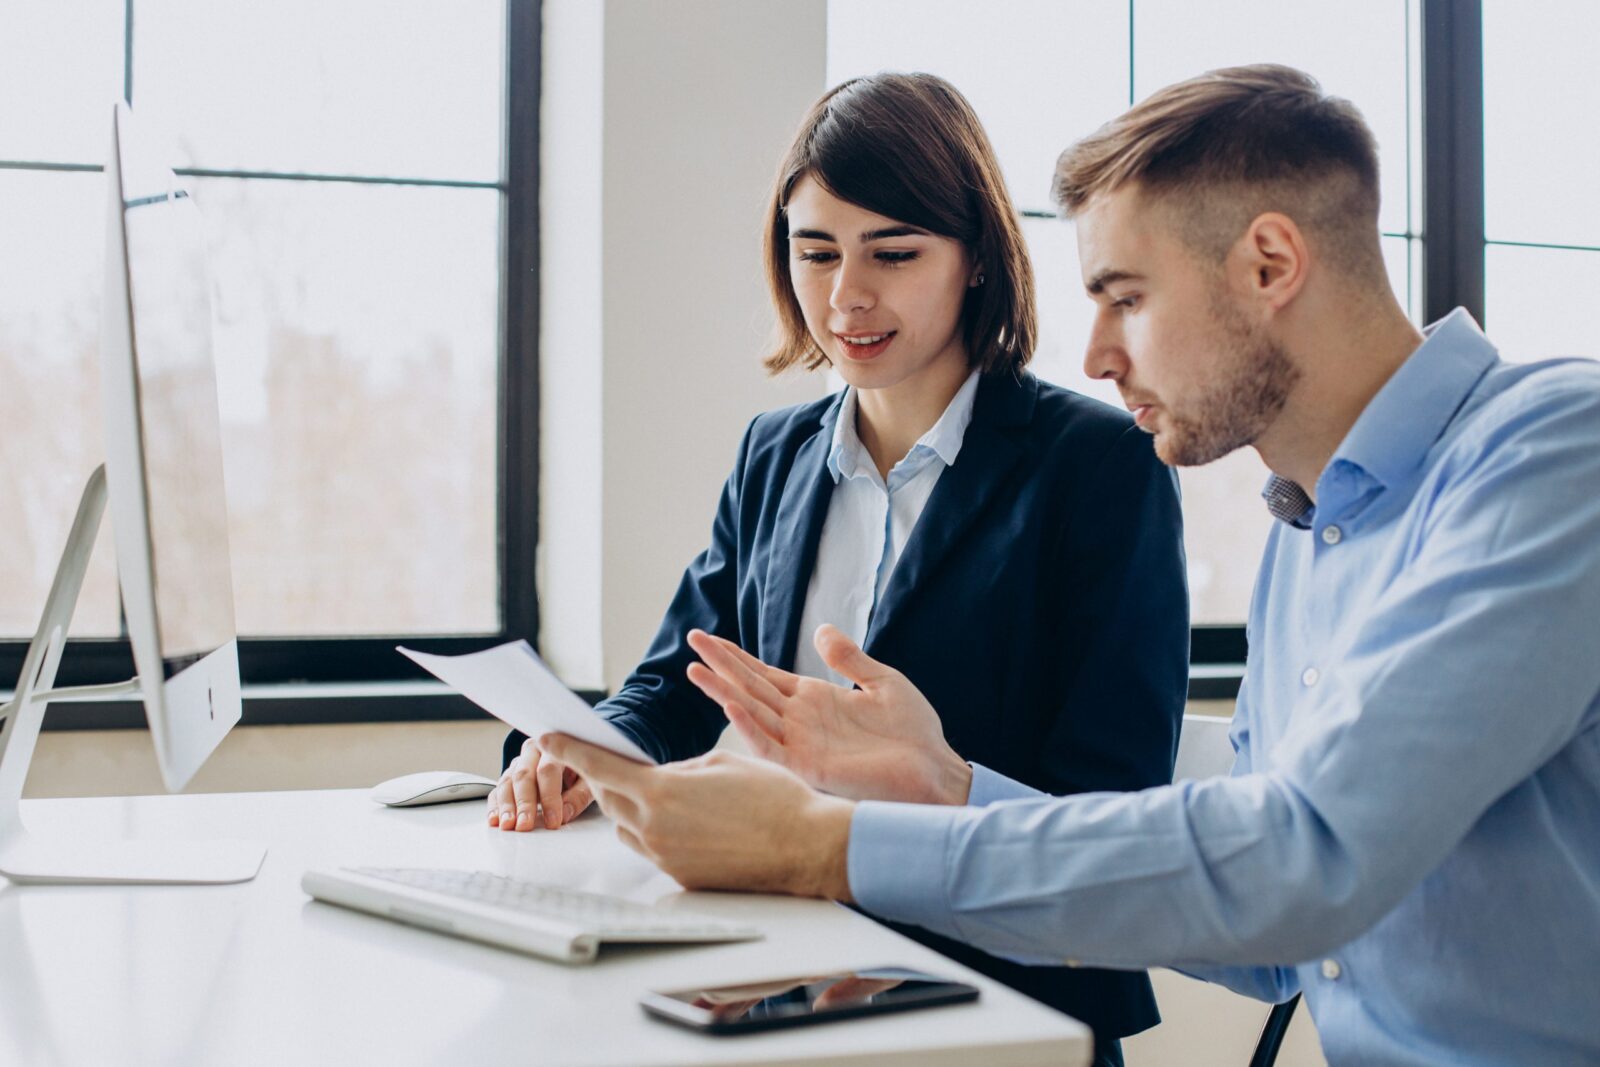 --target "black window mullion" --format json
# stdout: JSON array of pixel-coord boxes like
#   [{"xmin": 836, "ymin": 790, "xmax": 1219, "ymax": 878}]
[
  {"xmin": 501, "ymin": 0, "xmax": 541, "ymax": 648},
  {"xmin": 1421, "ymin": 0, "xmax": 1485, "ymax": 326}
]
